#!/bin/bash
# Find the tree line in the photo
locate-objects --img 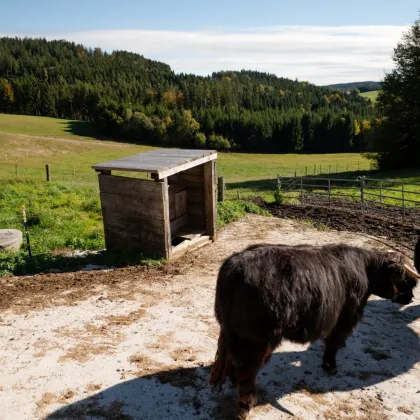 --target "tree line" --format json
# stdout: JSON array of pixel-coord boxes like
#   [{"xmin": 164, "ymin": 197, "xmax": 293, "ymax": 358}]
[{"xmin": 0, "ymin": 37, "xmax": 378, "ymax": 153}]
